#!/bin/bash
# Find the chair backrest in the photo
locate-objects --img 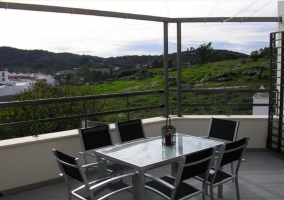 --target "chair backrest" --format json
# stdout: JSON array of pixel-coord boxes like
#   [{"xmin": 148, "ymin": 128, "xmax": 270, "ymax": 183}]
[
  {"xmin": 175, "ymin": 147, "xmax": 216, "ymax": 186},
  {"xmin": 78, "ymin": 124, "xmax": 113, "ymax": 151},
  {"xmin": 219, "ymin": 137, "xmax": 249, "ymax": 168},
  {"xmin": 207, "ymin": 117, "xmax": 240, "ymax": 142},
  {"xmin": 53, "ymin": 149, "xmax": 86, "ymax": 183},
  {"xmin": 115, "ymin": 119, "xmax": 146, "ymax": 143}
]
